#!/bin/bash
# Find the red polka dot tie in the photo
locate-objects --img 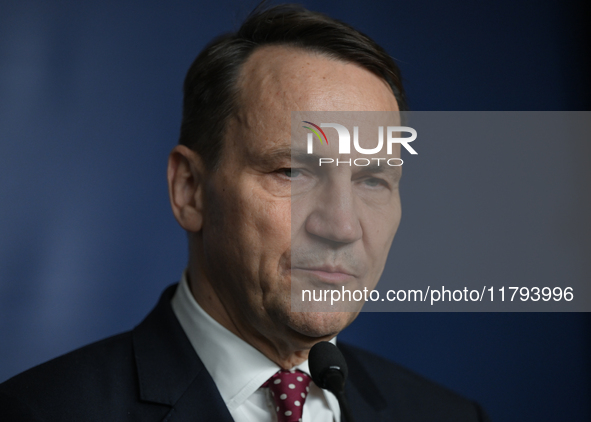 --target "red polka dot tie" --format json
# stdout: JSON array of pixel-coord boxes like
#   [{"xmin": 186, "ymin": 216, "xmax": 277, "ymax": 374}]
[{"xmin": 263, "ymin": 369, "xmax": 312, "ymax": 422}]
